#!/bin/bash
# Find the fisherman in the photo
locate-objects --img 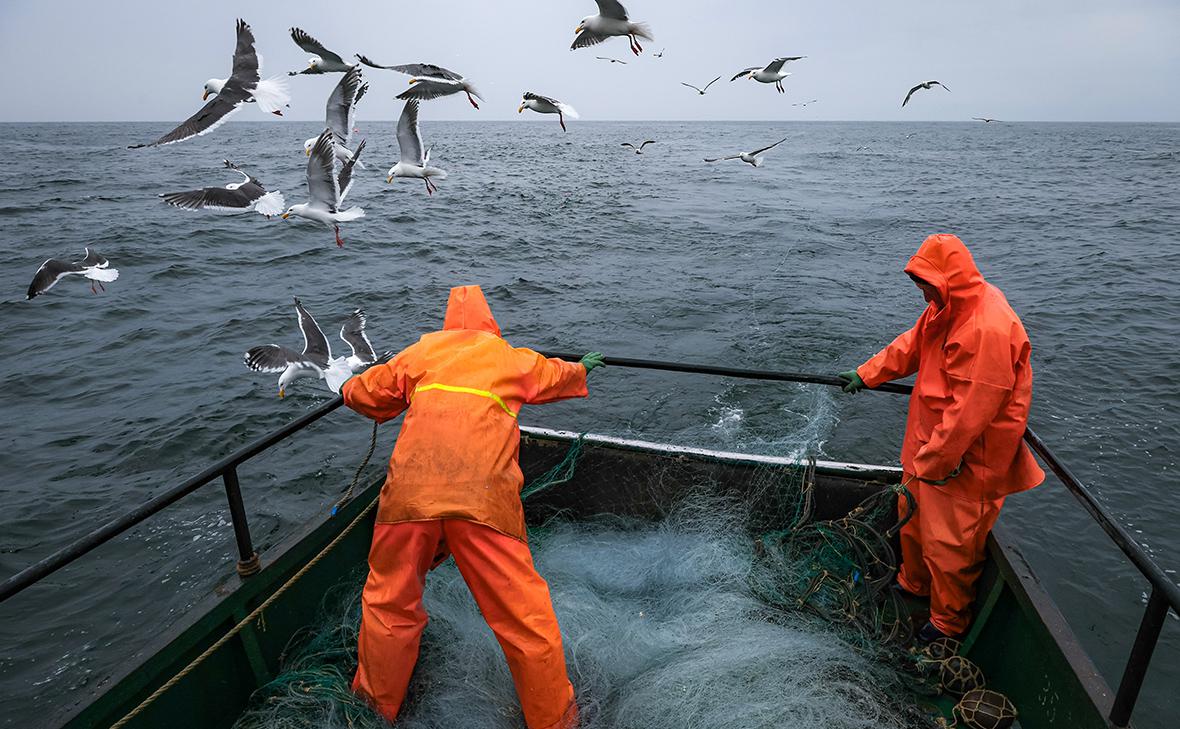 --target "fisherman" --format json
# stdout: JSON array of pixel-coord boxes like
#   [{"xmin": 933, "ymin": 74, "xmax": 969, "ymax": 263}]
[
  {"xmin": 341, "ymin": 285, "xmax": 603, "ymax": 728},
  {"xmin": 837, "ymin": 234, "xmax": 1044, "ymax": 642}
]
